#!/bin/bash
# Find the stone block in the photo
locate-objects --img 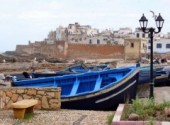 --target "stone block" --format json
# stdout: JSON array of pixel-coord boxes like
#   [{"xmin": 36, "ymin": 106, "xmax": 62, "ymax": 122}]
[
  {"xmin": 17, "ymin": 90, "xmax": 25, "ymax": 94},
  {"xmin": 6, "ymin": 91, "xmax": 12, "ymax": 97},
  {"xmin": 23, "ymin": 95, "xmax": 32, "ymax": 99},
  {"xmin": 50, "ymin": 103, "xmax": 60, "ymax": 109},
  {"xmin": 27, "ymin": 89, "xmax": 36, "ymax": 95},
  {"xmin": 37, "ymin": 91, "xmax": 45, "ymax": 95},
  {"xmin": 11, "ymin": 94, "xmax": 19, "ymax": 102},
  {"xmin": 46, "ymin": 92, "xmax": 54, "ymax": 97},
  {"xmin": 42, "ymin": 96, "xmax": 49, "ymax": 109},
  {"xmin": 54, "ymin": 92, "xmax": 61, "ymax": 99}
]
